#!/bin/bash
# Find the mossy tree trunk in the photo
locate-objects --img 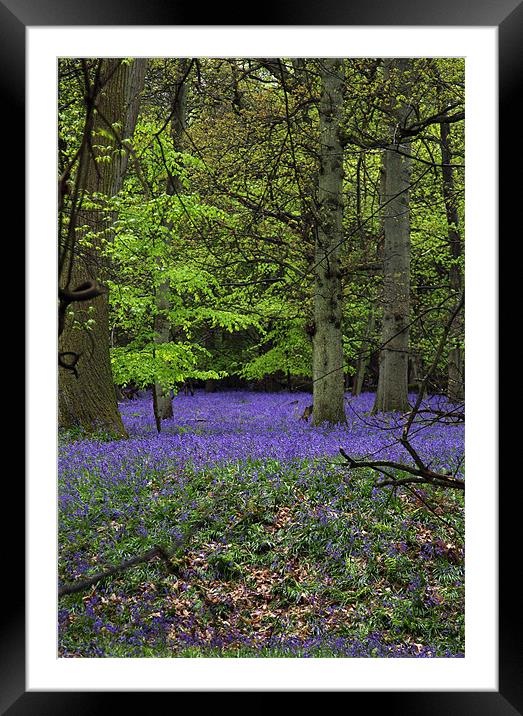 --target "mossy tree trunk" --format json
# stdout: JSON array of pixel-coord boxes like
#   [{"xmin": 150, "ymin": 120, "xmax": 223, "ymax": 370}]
[
  {"xmin": 59, "ymin": 59, "xmax": 147, "ymax": 437},
  {"xmin": 372, "ymin": 59, "xmax": 412, "ymax": 415},
  {"xmin": 312, "ymin": 58, "xmax": 347, "ymax": 426}
]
